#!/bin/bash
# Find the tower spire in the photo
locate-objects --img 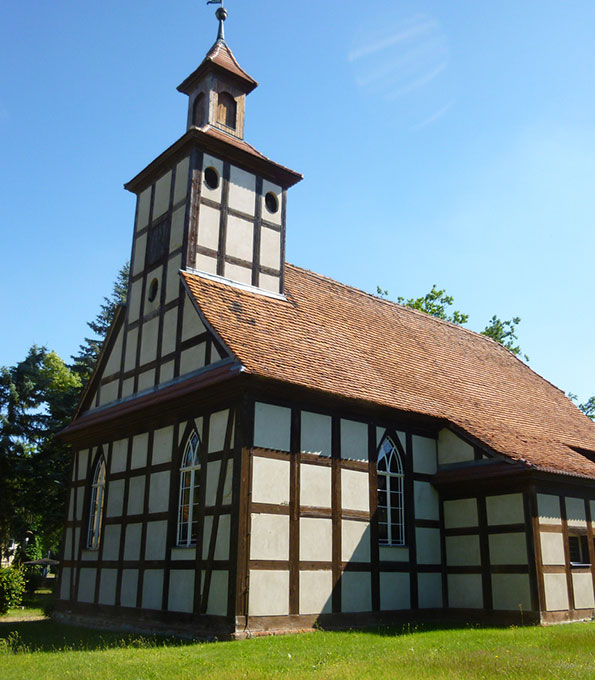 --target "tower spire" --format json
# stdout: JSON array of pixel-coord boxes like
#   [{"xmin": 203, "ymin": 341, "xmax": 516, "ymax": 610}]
[{"xmin": 206, "ymin": 0, "xmax": 227, "ymax": 42}]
